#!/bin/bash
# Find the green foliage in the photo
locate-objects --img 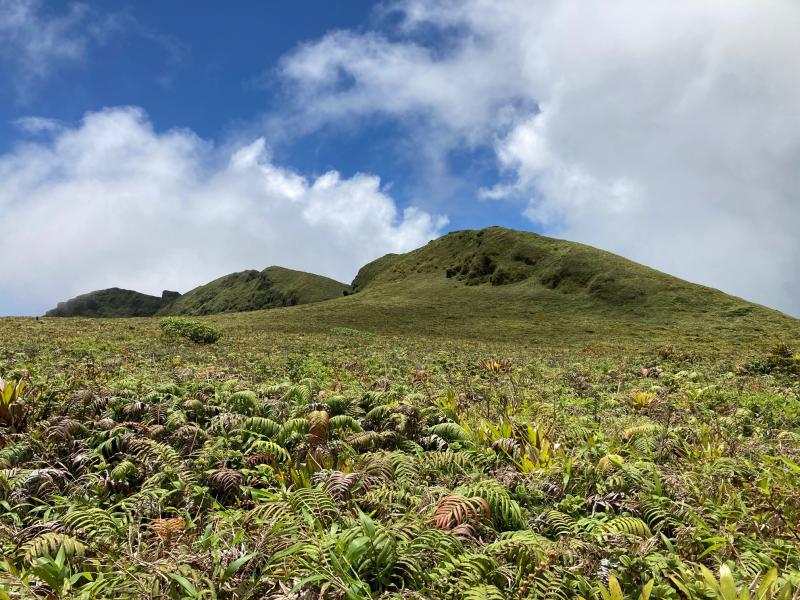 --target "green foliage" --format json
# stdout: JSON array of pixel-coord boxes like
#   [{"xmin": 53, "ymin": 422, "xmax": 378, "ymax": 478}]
[
  {"xmin": 158, "ymin": 265, "xmax": 350, "ymax": 316},
  {"xmin": 159, "ymin": 317, "xmax": 221, "ymax": 344},
  {"xmin": 1, "ymin": 276, "xmax": 800, "ymax": 599},
  {"xmin": 0, "ymin": 376, "xmax": 28, "ymax": 431}
]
